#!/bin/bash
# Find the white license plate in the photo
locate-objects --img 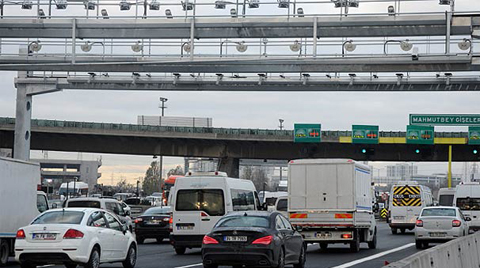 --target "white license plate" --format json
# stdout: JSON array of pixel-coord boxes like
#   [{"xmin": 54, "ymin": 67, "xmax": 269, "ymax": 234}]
[
  {"xmin": 315, "ymin": 232, "xmax": 332, "ymax": 238},
  {"xmin": 394, "ymin": 216, "xmax": 405, "ymax": 220},
  {"xmin": 224, "ymin": 236, "xmax": 248, "ymax": 242},
  {"xmin": 176, "ymin": 225, "xmax": 194, "ymax": 230},
  {"xmin": 429, "ymin": 232, "xmax": 447, "ymax": 237},
  {"xmin": 147, "ymin": 220, "xmax": 161, "ymax": 224},
  {"xmin": 33, "ymin": 233, "xmax": 56, "ymax": 240}
]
